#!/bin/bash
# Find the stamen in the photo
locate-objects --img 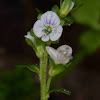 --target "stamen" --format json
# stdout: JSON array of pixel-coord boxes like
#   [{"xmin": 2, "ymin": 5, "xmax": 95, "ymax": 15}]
[{"xmin": 42, "ymin": 28, "xmax": 51, "ymax": 34}]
